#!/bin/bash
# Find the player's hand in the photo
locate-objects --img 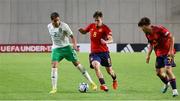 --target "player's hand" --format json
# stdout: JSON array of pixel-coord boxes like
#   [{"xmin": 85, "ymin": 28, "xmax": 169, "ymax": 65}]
[
  {"xmin": 78, "ymin": 28, "xmax": 83, "ymax": 32},
  {"xmin": 168, "ymin": 50, "xmax": 174, "ymax": 57},
  {"xmin": 78, "ymin": 28, "xmax": 85, "ymax": 34},
  {"xmin": 101, "ymin": 39, "xmax": 107, "ymax": 44},
  {"xmin": 167, "ymin": 55, "xmax": 173, "ymax": 63},
  {"xmin": 146, "ymin": 56, "xmax": 150, "ymax": 64},
  {"xmin": 73, "ymin": 45, "xmax": 80, "ymax": 52}
]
